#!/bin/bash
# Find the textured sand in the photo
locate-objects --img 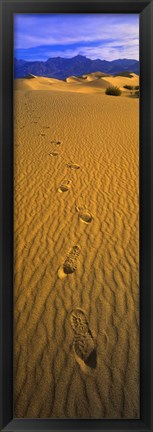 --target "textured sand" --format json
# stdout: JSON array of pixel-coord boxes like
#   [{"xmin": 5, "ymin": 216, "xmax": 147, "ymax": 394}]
[{"xmin": 14, "ymin": 74, "xmax": 139, "ymax": 419}]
